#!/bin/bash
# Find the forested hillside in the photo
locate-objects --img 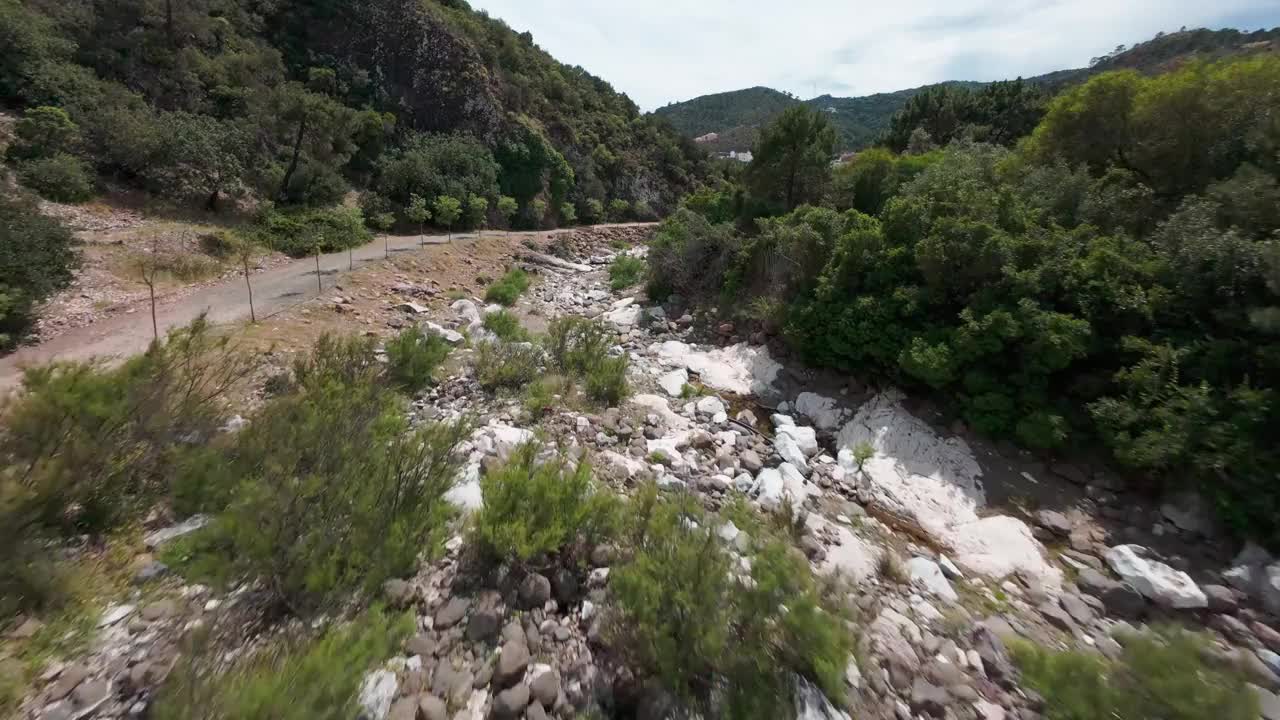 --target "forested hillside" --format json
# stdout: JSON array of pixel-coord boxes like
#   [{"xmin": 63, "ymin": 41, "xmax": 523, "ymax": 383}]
[
  {"xmin": 655, "ymin": 26, "xmax": 1279, "ymax": 152},
  {"xmin": 651, "ymin": 54, "xmax": 1280, "ymax": 541},
  {"xmin": 0, "ymin": 0, "xmax": 710, "ymax": 218},
  {"xmin": 0, "ymin": 0, "xmax": 715, "ymax": 347}
]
